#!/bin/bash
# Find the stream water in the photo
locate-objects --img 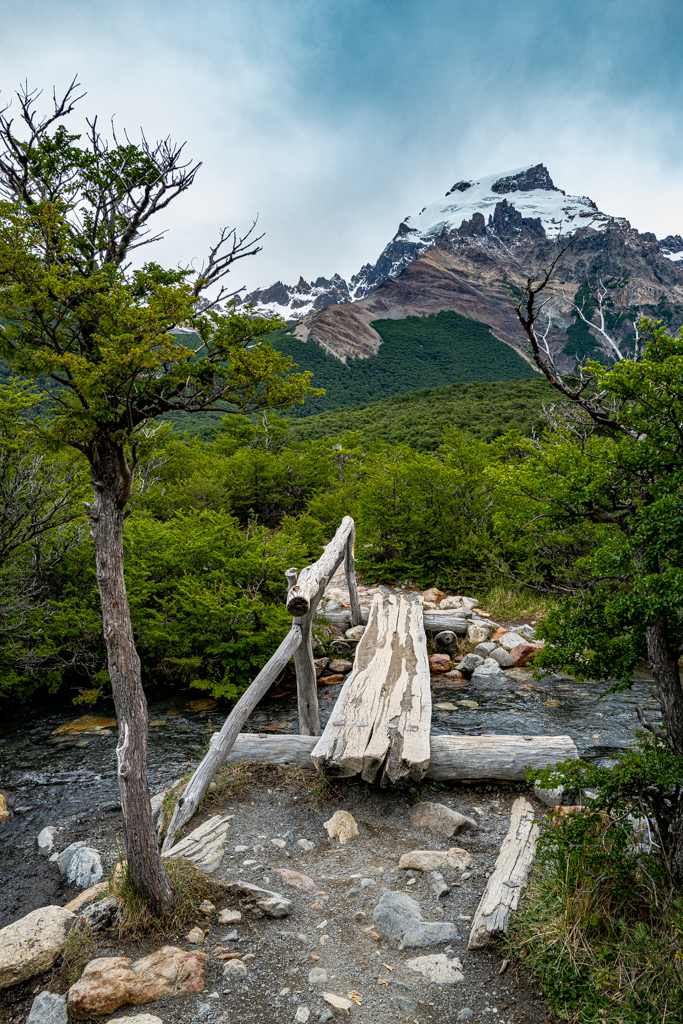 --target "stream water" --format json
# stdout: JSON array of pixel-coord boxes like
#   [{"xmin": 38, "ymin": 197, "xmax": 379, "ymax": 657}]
[{"xmin": 0, "ymin": 663, "xmax": 662, "ymax": 872}]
